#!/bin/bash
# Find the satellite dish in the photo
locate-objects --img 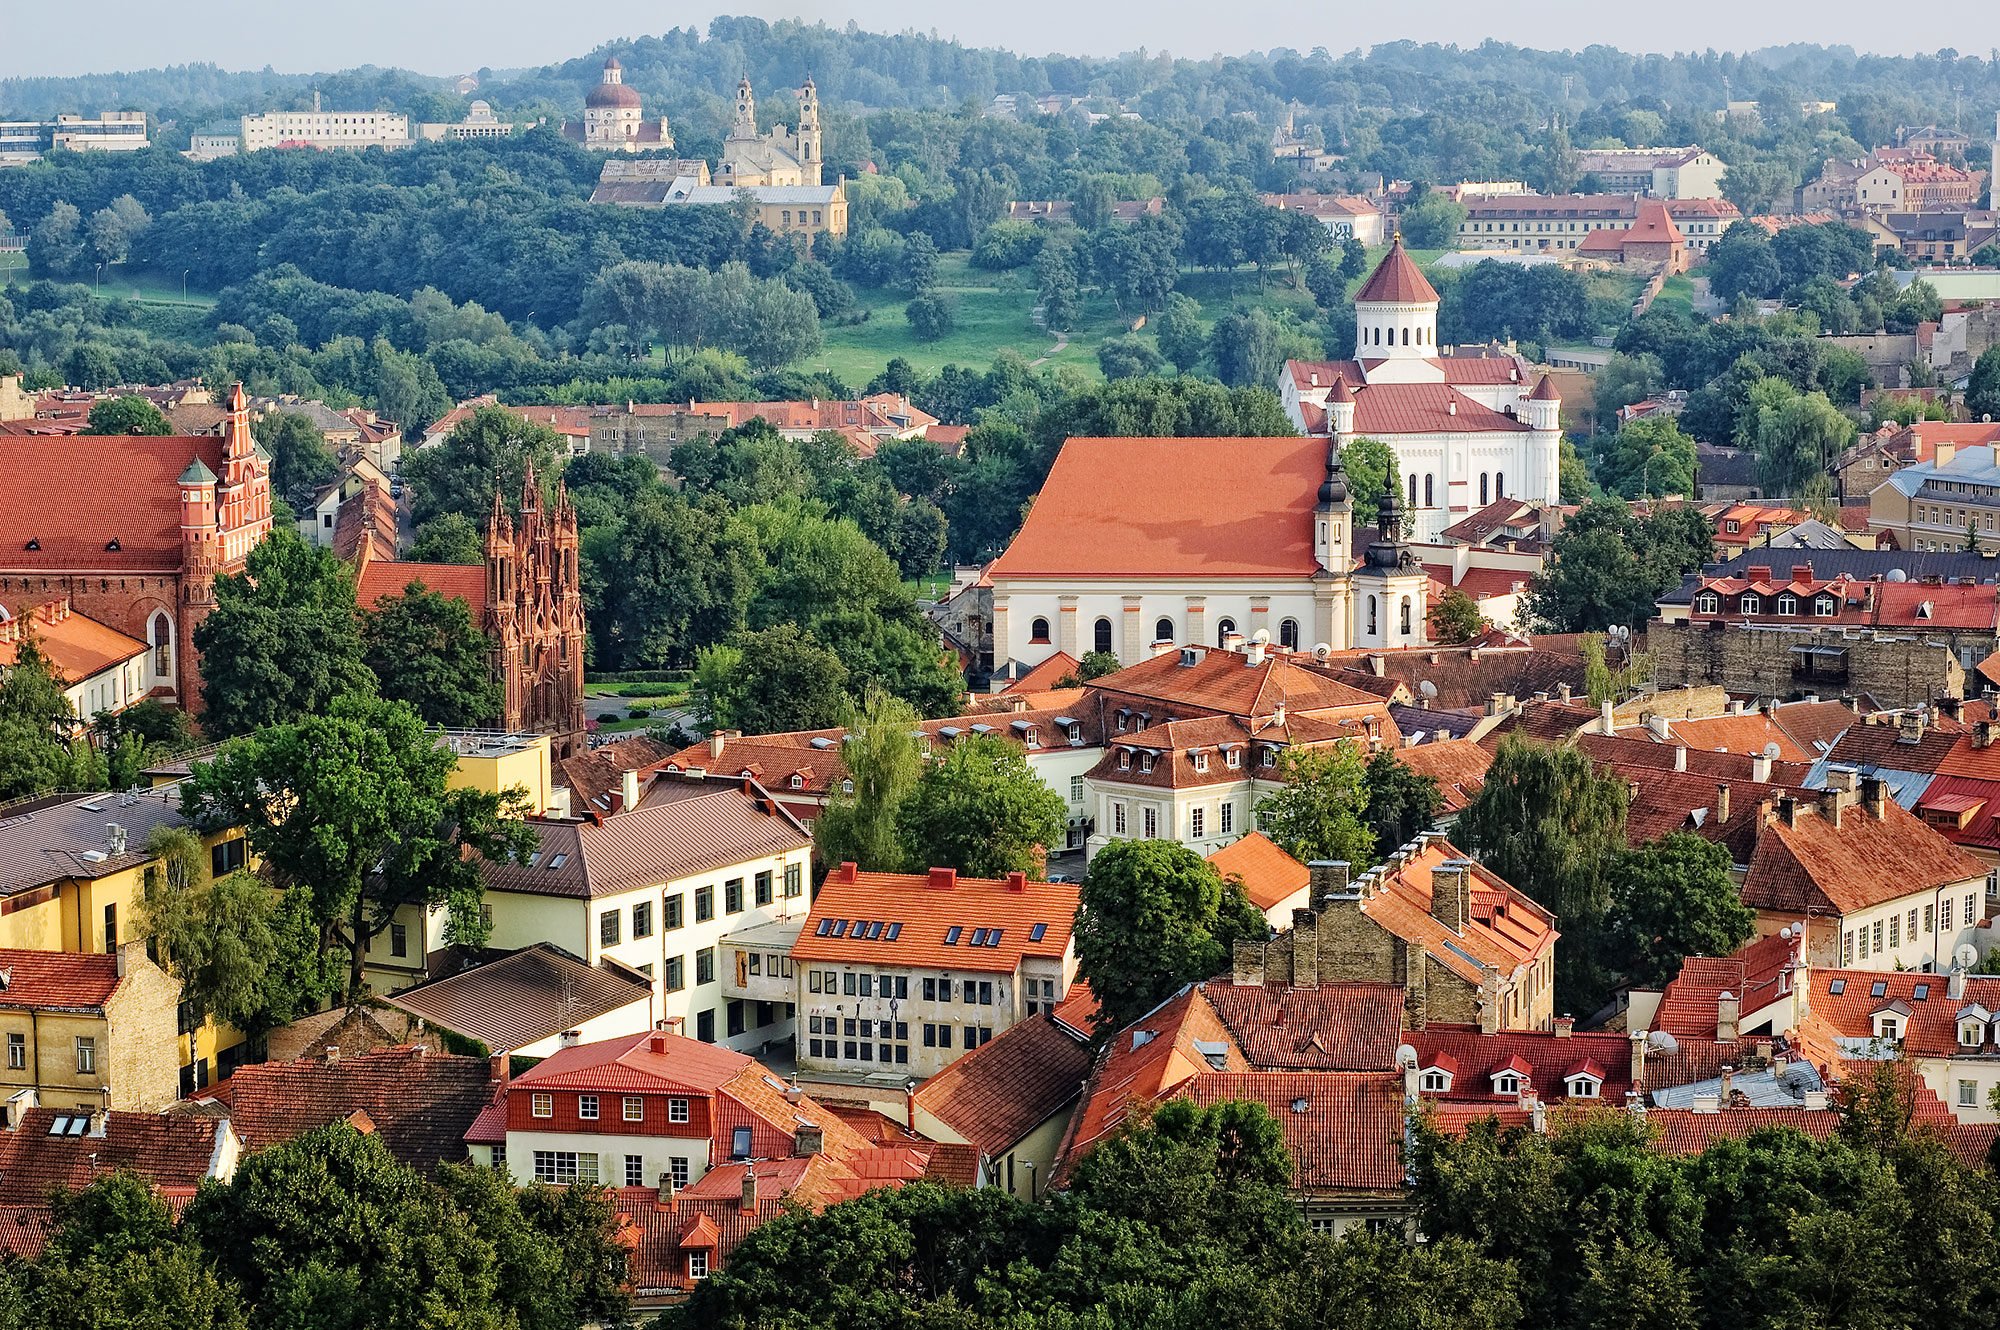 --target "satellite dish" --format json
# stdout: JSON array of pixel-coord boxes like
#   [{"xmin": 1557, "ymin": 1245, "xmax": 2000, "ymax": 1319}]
[
  {"xmin": 1957, "ymin": 943, "xmax": 1980, "ymax": 968},
  {"xmin": 1763, "ymin": 742, "xmax": 1782, "ymax": 759},
  {"xmin": 1647, "ymin": 1031, "xmax": 1680, "ymax": 1053},
  {"xmin": 1779, "ymin": 925, "xmax": 1792, "ymax": 939},
  {"xmin": 1419, "ymin": 680, "xmax": 1439, "ymax": 699},
  {"xmin": 1886, "ymin": 568, "xmax": 1909, "ymax": 583},
  {"xmin": 1312, "ymin": 643, "xmax": 1332, "ymax": 662},
  {"xmin": 1395, "ymin": 1044, "xmax": 1418, "ymax": 1069},
  {"xmin": 1251, "ymin": 627, "xmax": 1271, "ymax": 645}
]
